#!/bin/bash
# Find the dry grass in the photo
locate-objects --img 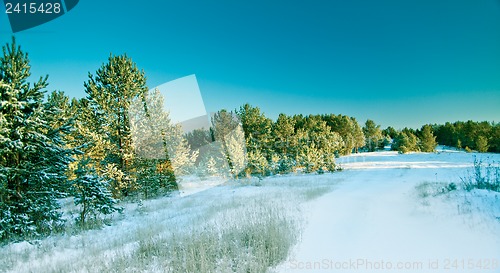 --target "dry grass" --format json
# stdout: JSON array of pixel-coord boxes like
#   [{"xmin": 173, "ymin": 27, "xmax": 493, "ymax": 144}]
[{"xmin": 0, "ymin": 185, "xmax": 304, "ymax": 273}]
